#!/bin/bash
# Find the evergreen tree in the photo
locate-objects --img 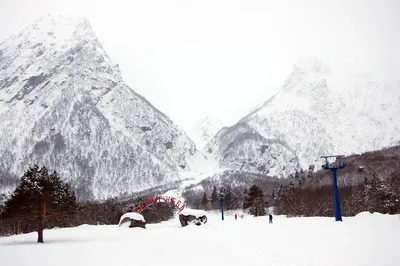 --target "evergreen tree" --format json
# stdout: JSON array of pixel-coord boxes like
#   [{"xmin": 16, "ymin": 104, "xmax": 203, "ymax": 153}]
[
  {"xmin": 348, "ymin": 183, "xmax": 365, "ymax": 215},
  {"xmin": 201, "ymin": 191, "xmax": 209, "ymax": 209},
  {"xmin": 211, "ymin": 186, "xmax": 219, "ymax": 209},
  {"xmin": 1, "ymin": 165, "xmax": 77, "ymax": 243},
  {"xmin": 218, "ymin": 188, "xmax": 226, "ymax": 209},
  {"xmin": 232, "ymin": 190, "xmax": 242, "ymax": 210},
  {"xmin": 386, "ymin": 171, "xmax": 400, "ymax": 213},
  {"xmin": 276, "ymin": 179, "xmax": 296, "ymax": 216},
  {"xmin": 243, "ymin": 185, "xmax": 266, "ymax": 216},
  {"xmin": 271, "ymin": 190, "xmax": 276, "ymax": 201},
  {"xmin": 363, "ymin": 173, "xmax": 385, "ymax": 213},
  {"xmin": 223, "ymin": 186, "xmax": 238, "ymax": 210}
]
